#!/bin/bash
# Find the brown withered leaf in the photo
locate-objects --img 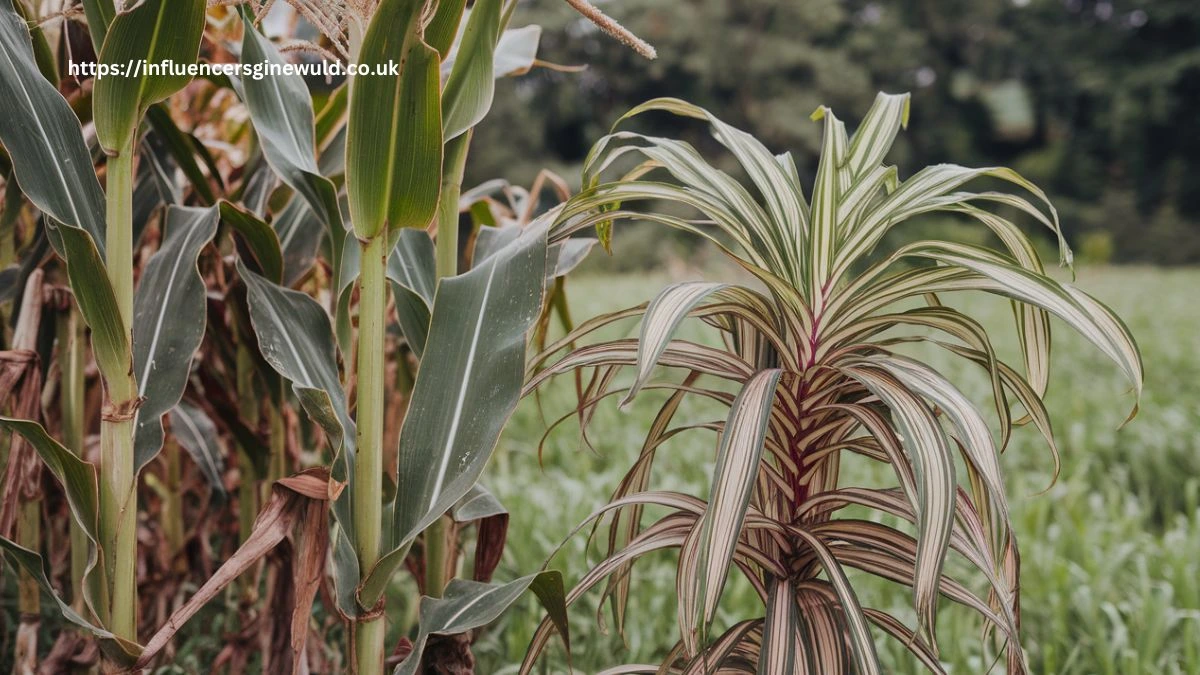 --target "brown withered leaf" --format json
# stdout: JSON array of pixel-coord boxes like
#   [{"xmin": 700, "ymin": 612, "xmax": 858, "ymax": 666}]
[{"xmin": 130, "ymin": 468, "xmax": 343, "ymax": 672}]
